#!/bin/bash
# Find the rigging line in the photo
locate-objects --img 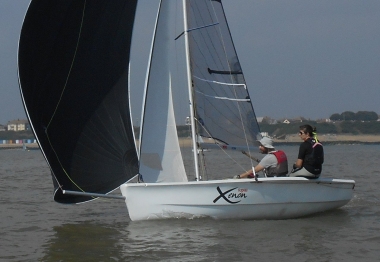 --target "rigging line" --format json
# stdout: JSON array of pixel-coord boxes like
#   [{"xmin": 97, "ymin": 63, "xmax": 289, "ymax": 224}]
[
  {"xmin": 190, "ymin": 2, "xmax": 258, "ymax": 162},
  {"xmin": 197, "ymin": 141, "xmax": 209, "ymax": 181},
  {"xmin": 205, "ymin": 0, "xmax": 237, "ymax": 85},
  {"xmin": 198, "ymin": 111, "xmax": 251, "ymax": 142},
  {"xmin": 191, "ymin": 36, "xmax": 242, "ymax": 109},
  {"xmin": 194, "ymin": 119, "xmax": 209, "ymax": 180},
  {"xmin": 188, "ymin": 2, "xmax": 225, "ymax": 76},
  {"xmin": 189, "ymin": 2, "xmax": 256, "ymax": 156},
  {"xmin": 189, "ymin": 8, "xmax": 238, "ymax": 88},
  {"xmin": 233, "ymin": 85, "xmax": 255, "ymax": 170},
  {"xmin": 194, "ymin": 5, "xmax": 236, "ymax": 71},
  {"xmin": 190, "ymin": 26, "xmax": 224, "ymax": 72},
  {"xmin": 174, "ymin": 0, "xmax": 187, "ymax": 131},
  {"xmin": 203, "ymin": 1, "xmax": 226, "ymax": 68},
  {"xmin": 46, "ymin": 0, "xmax": 90, "ymax": 194},
  {"xmin": 194, "ymin": 81, "xmax": 245, "ymax": 130},
  {"xmin": 185, "ymin": 7, "xmax": 231, "ymax": 103},
  {"xmin": 211, "ymin": 0, "xmax": 256, "ymax": 170},
  {"xmin": 210, "ymin": 112, "xmax": 252, "ymax": 144},
  {"xmin": 194, "ymin": 81, "xmax": 251, "ymax": 139},
  {"xmin": 194, "ymin": 84, "xmax": 248, "ymax": 136},
  {"xmin": 197, "ymin": 100, "xmax": 252, "ymax": 142},
  {"xmin": 194, "ymin": 2, "xmax": 239, "ymax": 105},
  {"xmin": 193, "ymin": 74, "xmax": 251, "ymax": 123},
  {"xmin": 196, "ymin": 118, "xmax": 246, "ymax": 172},
  {"xmin": 174, "ymin": 0, "xmax": 188, "ymax": 152},
  {"xmin": 194, "ymin": 67, "xmax": 246, "ymax": 123}
]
